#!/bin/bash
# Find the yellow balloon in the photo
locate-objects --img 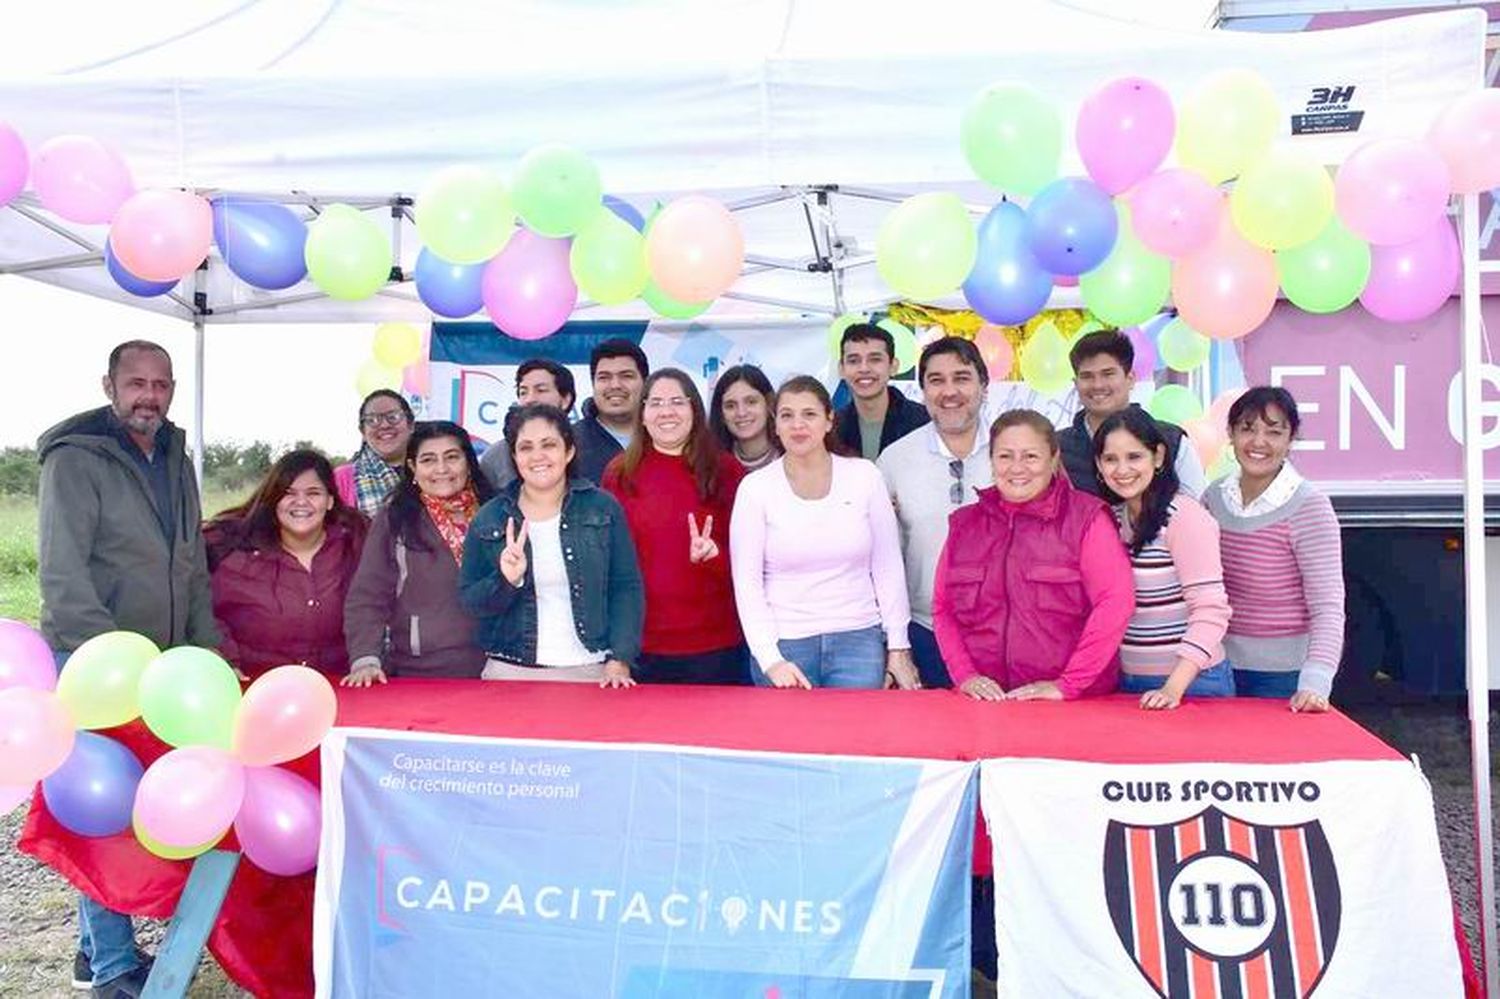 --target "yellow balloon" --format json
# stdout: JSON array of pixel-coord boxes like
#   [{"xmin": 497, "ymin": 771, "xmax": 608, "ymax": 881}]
[
  {"xmin": 355, "ymin": 358, "xmax": 402, "ymax": 398},
  {"xmin": 372, "ymin": 323, "xmax": 423, "ymax": 369},
  {"xmin": 133, "ymin": 815, "xmax": 223, "ymax": 861},
  {"xmin": 1177, "ymin": 69, "xmax": 1280, "ymax": 184},
  {"xmin": 56, "ymin": 631, "xmax": 160, "ymax": 730},
  {"xmin": 1019, "ymin": 321, "xmax": 1072, "ymax": 397},
  {"xmin": 1229, "ymin": 149, "xmax": 1334, "ymax": 251}
]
